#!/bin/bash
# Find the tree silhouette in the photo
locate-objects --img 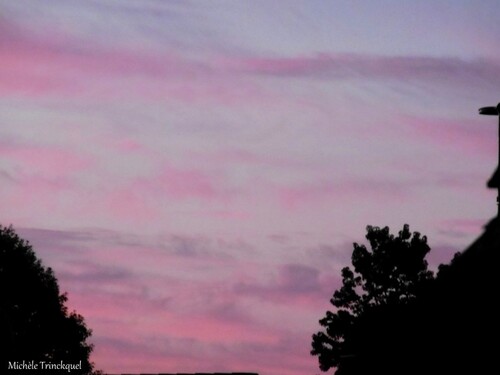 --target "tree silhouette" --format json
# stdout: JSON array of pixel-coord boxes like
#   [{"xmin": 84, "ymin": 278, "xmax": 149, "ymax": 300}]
[
  {"xmin": 311, "ymin": 224, "xmax": 435, "ymax": 375},
  {"xmin": 0, "ymin": 225, "xmax": 99, "ymax": 374}
]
